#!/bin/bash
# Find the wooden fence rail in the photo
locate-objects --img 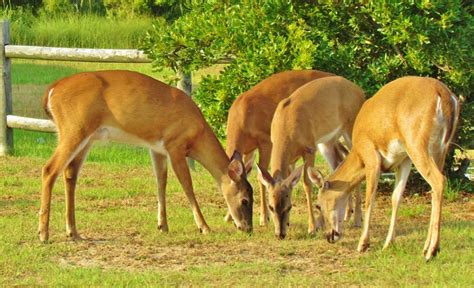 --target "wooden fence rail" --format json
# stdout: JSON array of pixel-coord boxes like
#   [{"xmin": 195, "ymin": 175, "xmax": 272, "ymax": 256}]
[{"xmin": 0, "ymin": 20, "xmax": 193, "ymax": 156}]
